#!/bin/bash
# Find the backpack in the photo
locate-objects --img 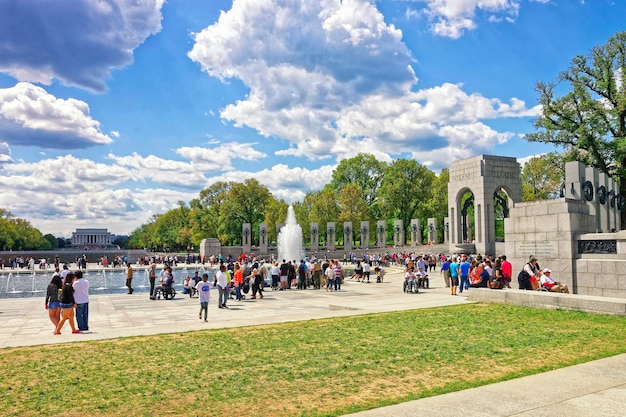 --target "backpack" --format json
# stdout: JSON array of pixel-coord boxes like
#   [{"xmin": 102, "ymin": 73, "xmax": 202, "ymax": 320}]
[
  {"xmin": 298, "ymin": 264, "xmax": 305, "ymax": 275},
  {"xmin": 517, "ymin": 268, "xmax": 530, "ymax": 285}
]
